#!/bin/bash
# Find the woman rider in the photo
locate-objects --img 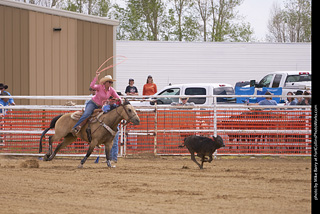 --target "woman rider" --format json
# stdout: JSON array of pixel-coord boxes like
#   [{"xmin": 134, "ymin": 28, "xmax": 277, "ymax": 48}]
[{"xmin": 71, "ymin": 73, "xmax": 121, "ymax": 136}]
